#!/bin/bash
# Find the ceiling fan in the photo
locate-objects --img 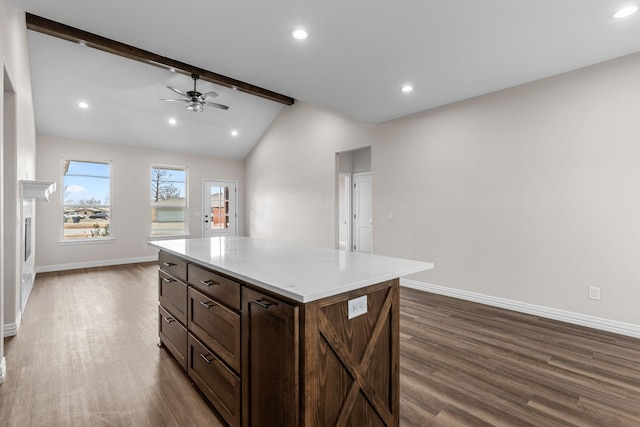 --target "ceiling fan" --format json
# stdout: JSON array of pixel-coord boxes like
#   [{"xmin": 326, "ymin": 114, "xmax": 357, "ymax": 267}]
[{"xmin": 160, "ymin": 73, "xmax": 229, "ymax": 112}]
